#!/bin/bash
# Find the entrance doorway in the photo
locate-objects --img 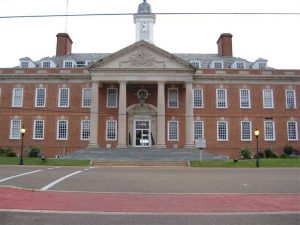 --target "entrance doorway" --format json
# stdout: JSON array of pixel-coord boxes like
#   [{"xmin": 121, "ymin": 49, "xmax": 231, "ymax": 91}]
[{"xmin": 134, "ymin": 120, "xmax": 151, "ymax": 147}]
